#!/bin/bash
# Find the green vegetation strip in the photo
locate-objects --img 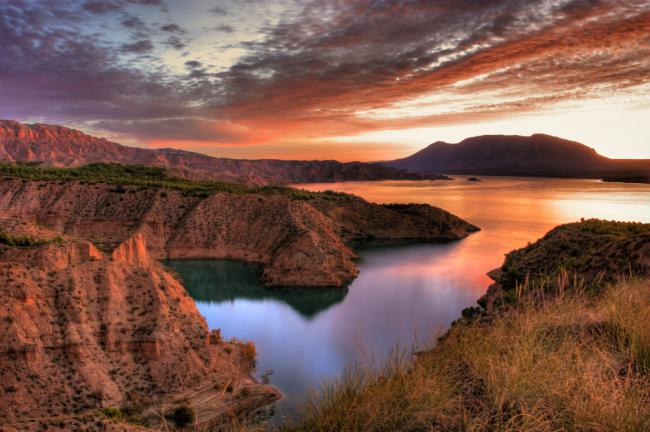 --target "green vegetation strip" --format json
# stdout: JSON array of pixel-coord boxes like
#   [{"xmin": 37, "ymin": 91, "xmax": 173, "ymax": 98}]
[
  {"xmin": 0, "ymin": 230, "xmax": 62, "ymax": 247},
  {"xmin": 0, "ymin": 162, "xmax": 350, "ymax": 200}
]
